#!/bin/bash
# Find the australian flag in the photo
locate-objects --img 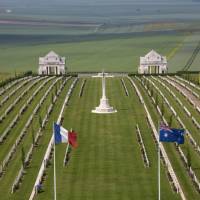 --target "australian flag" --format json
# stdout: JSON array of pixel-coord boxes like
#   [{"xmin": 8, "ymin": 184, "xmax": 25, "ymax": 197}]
[{"xmin": 159, "ymin": 123, "xmax": 185, "ymax": 145}]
